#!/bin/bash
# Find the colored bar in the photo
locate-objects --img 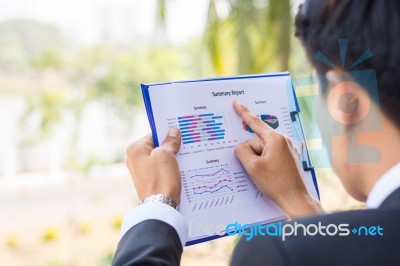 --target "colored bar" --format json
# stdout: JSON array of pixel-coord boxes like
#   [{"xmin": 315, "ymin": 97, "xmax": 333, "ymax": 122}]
[
  {"xmin": 210, "ymin": 133, "xmax": 225, "ymax": 137},
  {"xmin": 183, "ymin": 133, "xmax": 209, "ymax": 140},
  {"xmin": 178, "ymin": 118, "xmax": 202, "ymax": 123},
  {"xmin": 201, "ymin": 123, "xmax": 222, "ymax": 127},
  {"xmin": 183, "ymin": 134, "xmax": 202, "ymax": 139},
  {"xmin": 181, "ymin": 137, "xmax": 201, "ymax": 141},
  {"xmin": 180, "ymin": 124, "xmax": 212, "ymax": 130},
  {"xmin": 199, "ymin": 113, "xmax": 214, "ymax": 117},
  {"xmin": 208, "ymin": 136, "xmax": 225, "ymax": 141},
  {"xmin": 183, "ymin": 133, "xmax": 220, "ymax": 141},
  {"xmin": 202, "ymin": 126, "xmax": 221, "ymax": 131},
  {"xmin": 180, "ymin": 125, "xmax": 198, "ymax": 130},
  {"xmin": 206, "ymin": 129, "xmax": 225, "ymax": 134},
  {"xmin": 180, "ymin": 129, "xmax": 195, "ymax": 134},
  {"xmin": 183, "ymin": 140, "xmax": 202, "ymax": 144},
  {"xmin": 178, "ymin": 113, "xmax": 225, "ymax": 145},
  {"xmin": 179, "ymin": 122, "xmax": 198, "ymax": 127},
  {"xmin": 181, "ymin": 132, "xmax": 201, "ymax": 138},
  {"xmin": 178, "ymin": 115, "xmax": 195, "ymax": 120}
]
